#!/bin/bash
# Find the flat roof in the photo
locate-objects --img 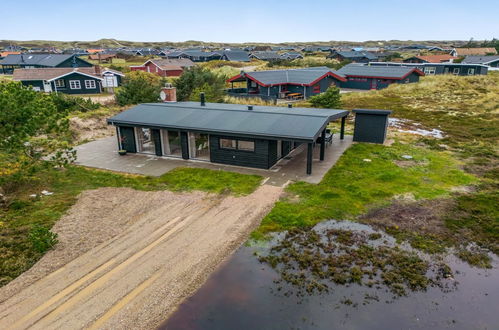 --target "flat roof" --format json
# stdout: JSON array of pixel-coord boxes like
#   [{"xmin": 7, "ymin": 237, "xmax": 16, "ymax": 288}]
[{"xmin": 107, "ymin": 102, "xmax": 349, "ymax": 142}]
